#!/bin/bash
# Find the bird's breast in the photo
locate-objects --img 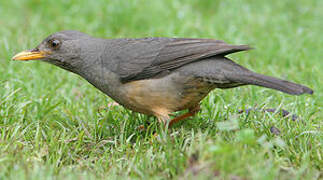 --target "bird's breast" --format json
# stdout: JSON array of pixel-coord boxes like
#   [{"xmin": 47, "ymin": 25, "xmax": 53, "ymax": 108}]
[{"xmin": 117, "ymin": 72, "xmax": 214, "ymax": 115}]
